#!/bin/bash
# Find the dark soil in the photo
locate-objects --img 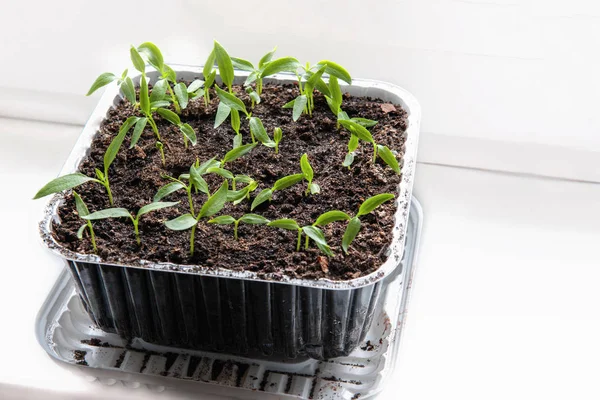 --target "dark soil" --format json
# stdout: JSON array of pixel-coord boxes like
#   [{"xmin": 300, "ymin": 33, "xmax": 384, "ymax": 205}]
[{"xmin": 53, "ymin": 82, "xmax": 408, "ymax": 280}]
